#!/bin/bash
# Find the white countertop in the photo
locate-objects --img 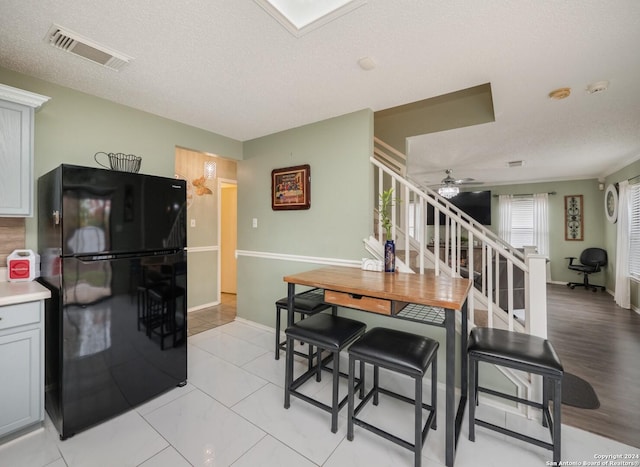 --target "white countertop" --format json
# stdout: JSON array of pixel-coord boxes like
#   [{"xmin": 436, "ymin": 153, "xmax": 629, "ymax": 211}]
[{"xmin": 0, "ymin": 280, "xmax": 51, "ymax": 307}]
